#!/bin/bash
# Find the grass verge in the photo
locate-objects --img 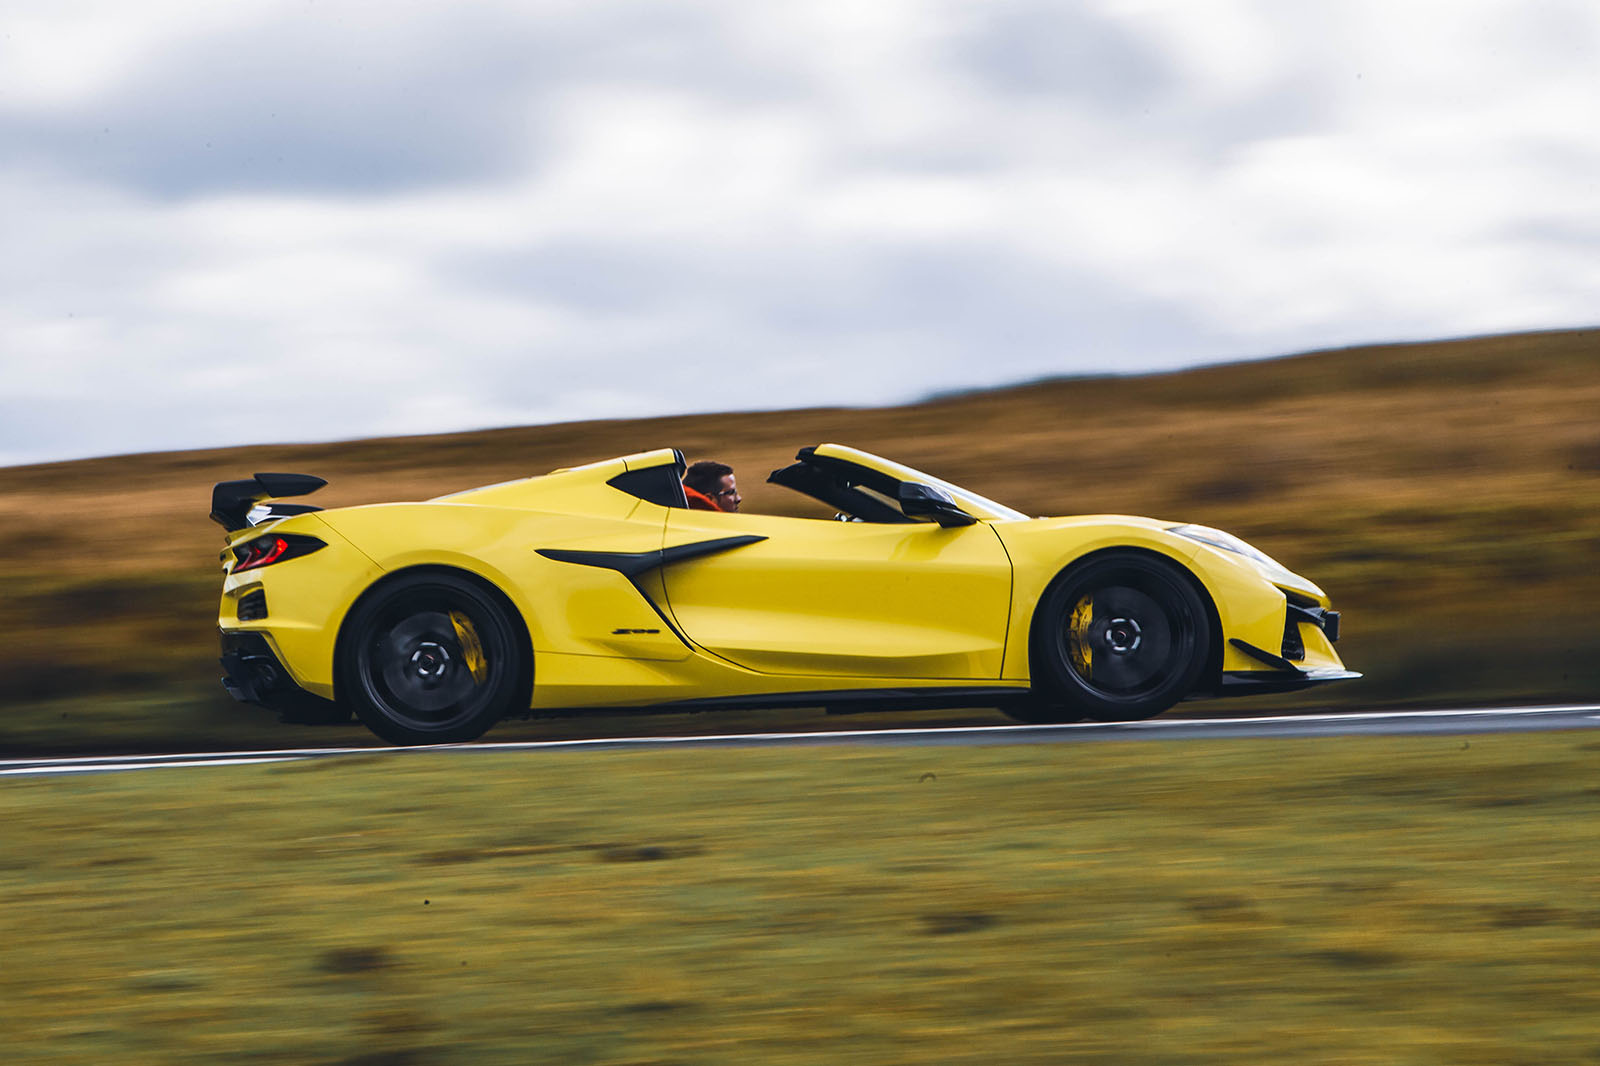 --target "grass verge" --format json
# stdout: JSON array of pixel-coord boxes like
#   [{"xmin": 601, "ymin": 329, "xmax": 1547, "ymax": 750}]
[{"xmin": 5, "ymin": 731, "xmax": 1600, "ymax": 1064}]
